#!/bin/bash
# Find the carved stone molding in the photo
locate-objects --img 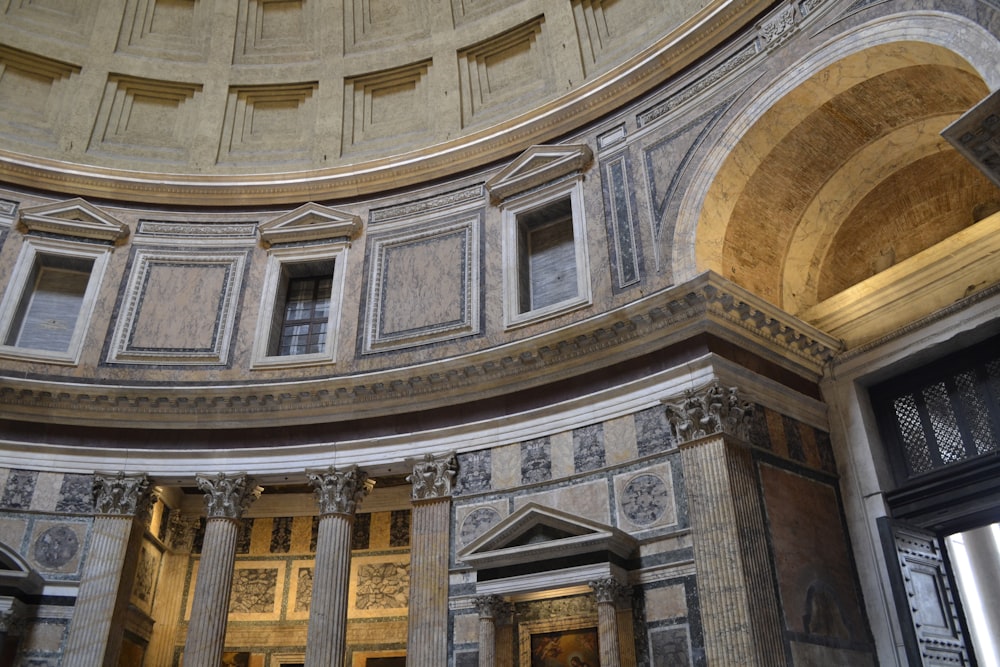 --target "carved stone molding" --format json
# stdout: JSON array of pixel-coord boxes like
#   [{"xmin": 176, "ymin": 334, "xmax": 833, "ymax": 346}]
[
  {"xmin": 407, "ymin": 452, "xmax": 457, "ymax": 500},
  {"xmin": 93, "ymin": 471, "xmax": 153, "ymax": 518},
  {"xmin": 0, "ymin": 272, "xmax": 840, "ymax": 429},
  {"xmin": 588, "ymin": 577, "xmax": 630, "ymax": 605},
  {"xmin": 663, "ymin": 381, "xmax": 755, "ymax": 444},
  {"xmin": 306, "ymin": 465, "xmax": 374, "ymax": 516},
  {"xmin": 195, "ymin": 473, "xmax": 262, "ymax": 520}
]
